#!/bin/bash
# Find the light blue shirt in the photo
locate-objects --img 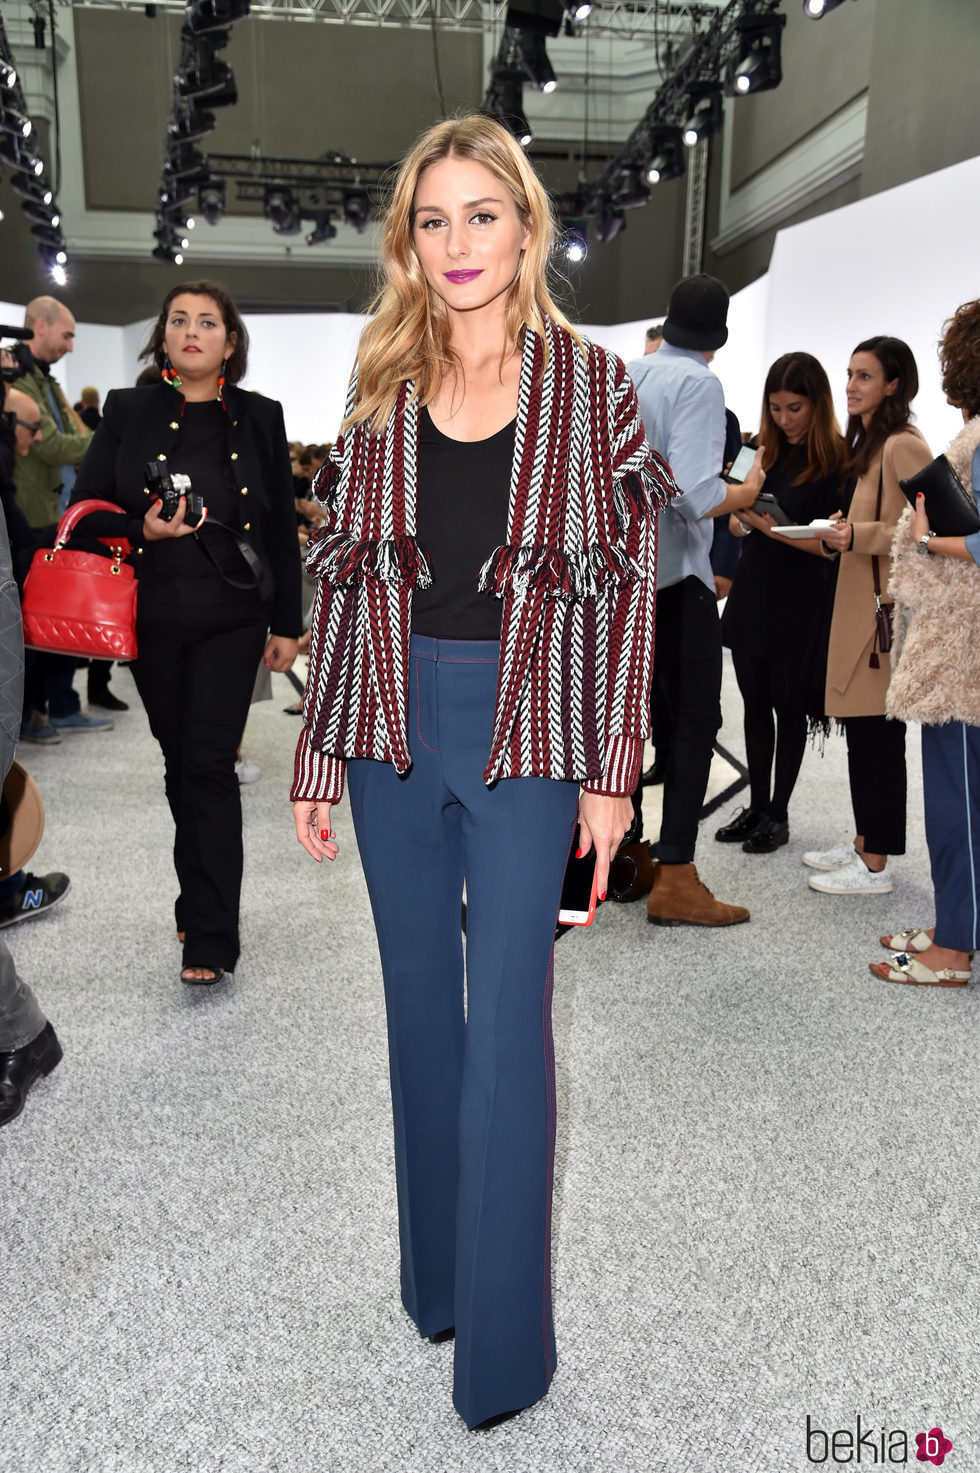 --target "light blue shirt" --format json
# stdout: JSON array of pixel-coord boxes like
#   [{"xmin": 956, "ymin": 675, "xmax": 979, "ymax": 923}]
[
  {"xmin": 626, "ymin": 343, "xmax": 727, "ymax": 592},
  {"xmin": 966, "ymin": 445, "xmax": 980, "ymax": 567}
]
